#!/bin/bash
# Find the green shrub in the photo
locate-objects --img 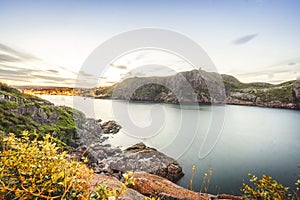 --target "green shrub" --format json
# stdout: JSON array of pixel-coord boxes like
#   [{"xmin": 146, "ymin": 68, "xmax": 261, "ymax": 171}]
[
  {"xmin": 241, "ymin": 173, "xmax": 291, "ymax": 200},
  {"xmin": 0, "ymin": 131, "xmax": 93, "ymax": 199}
]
